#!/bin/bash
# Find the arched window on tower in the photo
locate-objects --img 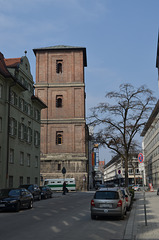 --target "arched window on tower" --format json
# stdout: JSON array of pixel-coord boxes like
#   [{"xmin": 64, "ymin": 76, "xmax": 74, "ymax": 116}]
[
  {"xmin": 56, "ymin": 131, "xmax": 63, "ymax": 145},
  {"xmin": 56, "ymin": 60, "xmax": 63, "ymax": 74},
  {"xmin": 56, "ymin": 95, "xmax": 63, "ymax": 108}
]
